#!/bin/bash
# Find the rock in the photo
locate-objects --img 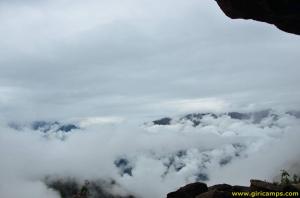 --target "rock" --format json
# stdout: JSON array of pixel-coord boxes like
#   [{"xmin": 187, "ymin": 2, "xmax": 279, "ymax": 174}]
[
  {"xmin": 250, "ymin": 180, "xmax": 283, "ymax": 191},
  {"xmin": 57, "ymin": 124, "xmax": 79, "ymax": 132},
  {"xmin": 180, "ymin": 113, "xmax": 217, "ymax": 127},
  {"xmin": 196, "ymin": 190, "xmax": 231, "ymax": 198},
  {"xmin": 215, "ymin": 0, "xmax": 300, "ymax": 35},
  {"xmin": 153, "ymin": 117, "xmax": 172, "ymax": 125},
  {"xmin": 283, "ymin": 184, "xmax": 300, "ymax": 192},
  {"xmin": 30, "ymin": 121, "xmax": 79, "ymax": 133},
  {"xmin": 250, "ymin": 180, "xmax": 300, "ymax": 194},
  {"xmin": 168, "ymin": 180, "xmax": 300, "ymax": 198},
  {"xmin": 231, "ymin": 185, "xmax": 250, "ymax": 192},
  {"xmin": 208, "ymin": 184, "xmax": 232, "ymax": 191},
  {"xmin": 227, "ymin": 112, "xmax": 250, "ymax": 120},
  {"xmin": 167, "ymin": 182, "xmax": 208, "ymax": 198},
  {"xmin": 292, "ymin": 183, "xmax": 300, "ymax": 191},
  {"xmin": 208, "ymin": 184, "xmax": 250, "ymax": 193},
  {"xmin": 114, "ymin": 158, "xmax": 133, "ymax": 176},
  {"xmin": 288, "ymin": 111, "xmax": 300, "ymax": 118}
]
